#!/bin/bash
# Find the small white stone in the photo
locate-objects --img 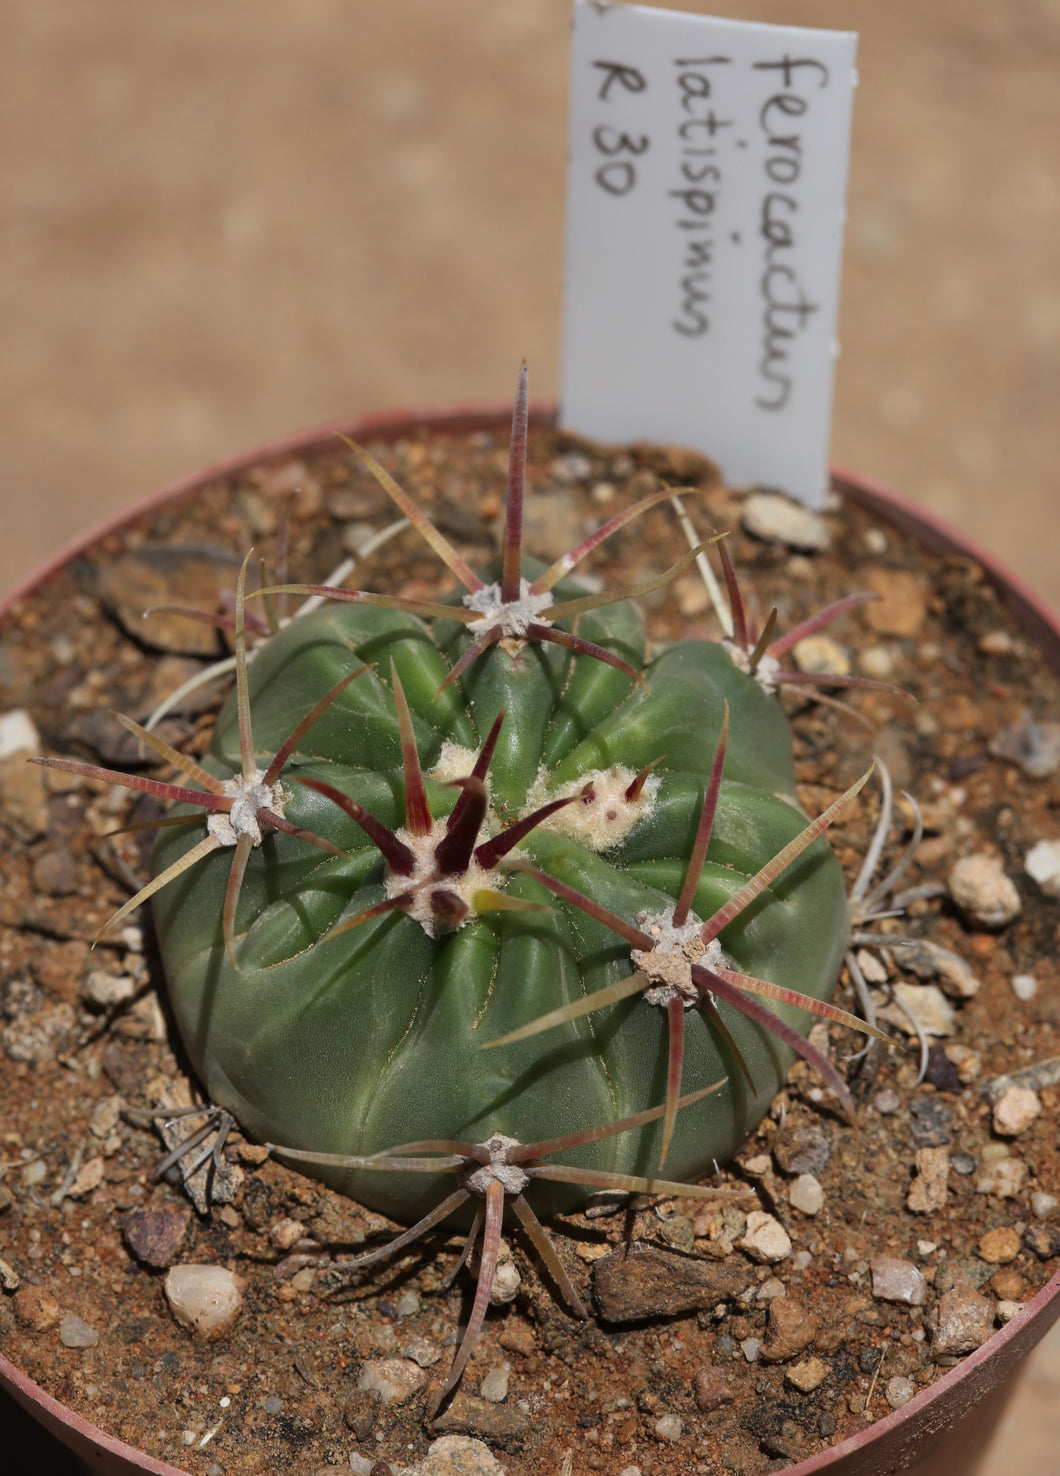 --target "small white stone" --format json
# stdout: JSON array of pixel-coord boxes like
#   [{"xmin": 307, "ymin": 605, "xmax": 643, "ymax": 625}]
[
  {"xmin": 887, "ymin": 983, "xmax": 956, "ymax": 1037},
  {"xmin": 356, "ymin": 1357, "xmax": 427, "ymax": 1406},
  {"xmin": 948, "ymin": 854, "xmax": 1022, "ymax": 928},
  {"xmin": 885, "ymin": 1376, "xmax": 916, "ymax": 1409},
  {"xmin": 1025, "ymin": 839, "xmax": 1060, "ymax": 898},
  {"xmin": 741, "ymin": 492, "xmax": 831, "ymax": 552},
  {"xmin": 415, "ymin": 1436, "xmax": 507, "ymax": 1475},
  {"xmin": 267, "ymin": 1217, "xmax": 306, "ymax": 1252},
  {"xmin": 740, "ymin": 1338, "xmax": 761, "ymax": 1362},
  {"xmin": 164, "ymin": 1265, "xmax": 245, "ymax": 1342},
  {"xmin": 59, "ymin": 1314, "xmax": 99, "ymax": 1349},
  {"xmin": 1011, "ymin": 974, "xmax": 1038, "ymax": 1001},
  {"xmin": 756, "ymin": 1277, "xmax": 787, "ymax": 1301},
  {"xmin": 992, "ymin": 1085, "xmax": 1042, "ymax": 1137},
  {"xmin": 737, "ymin": 1211, "xmax": 792, "ymax": 1264},
  {"xmin": 479, "ymin": 1366, "xmax": 510, "ymax": 1403},
  {"xmin": 0, "ymin": 709, "xmax": 41, "ymax": 759},
  {"xmin": 654, "ymin": 1413, "xmax": 684, "ymax": 1442},
  {"xmin": 81, "ymin": 970, "xmax": 137, "ymax": 1008},
  {"xmin": 997, "ymin": 1301, "xmax": 1022, "ymax": 1323},
  {"xmin": 395, "ymin": 1289, "xmax": 421, "ymax": 1317},
  {"xmin": 792, "ymin": 635, "xmax": 850, "ymax": 678},
  {"xmin": 1031, "ymin": 1192, "xmax": 1058, "ymax": 1219},
  {"xmin": 974, "ymin": 1157, "xmax": 1028, "ymax": 1199},
  {"xmin": 789, "ymin": 1174, "xmax": 824, "ymax": 1216}
]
